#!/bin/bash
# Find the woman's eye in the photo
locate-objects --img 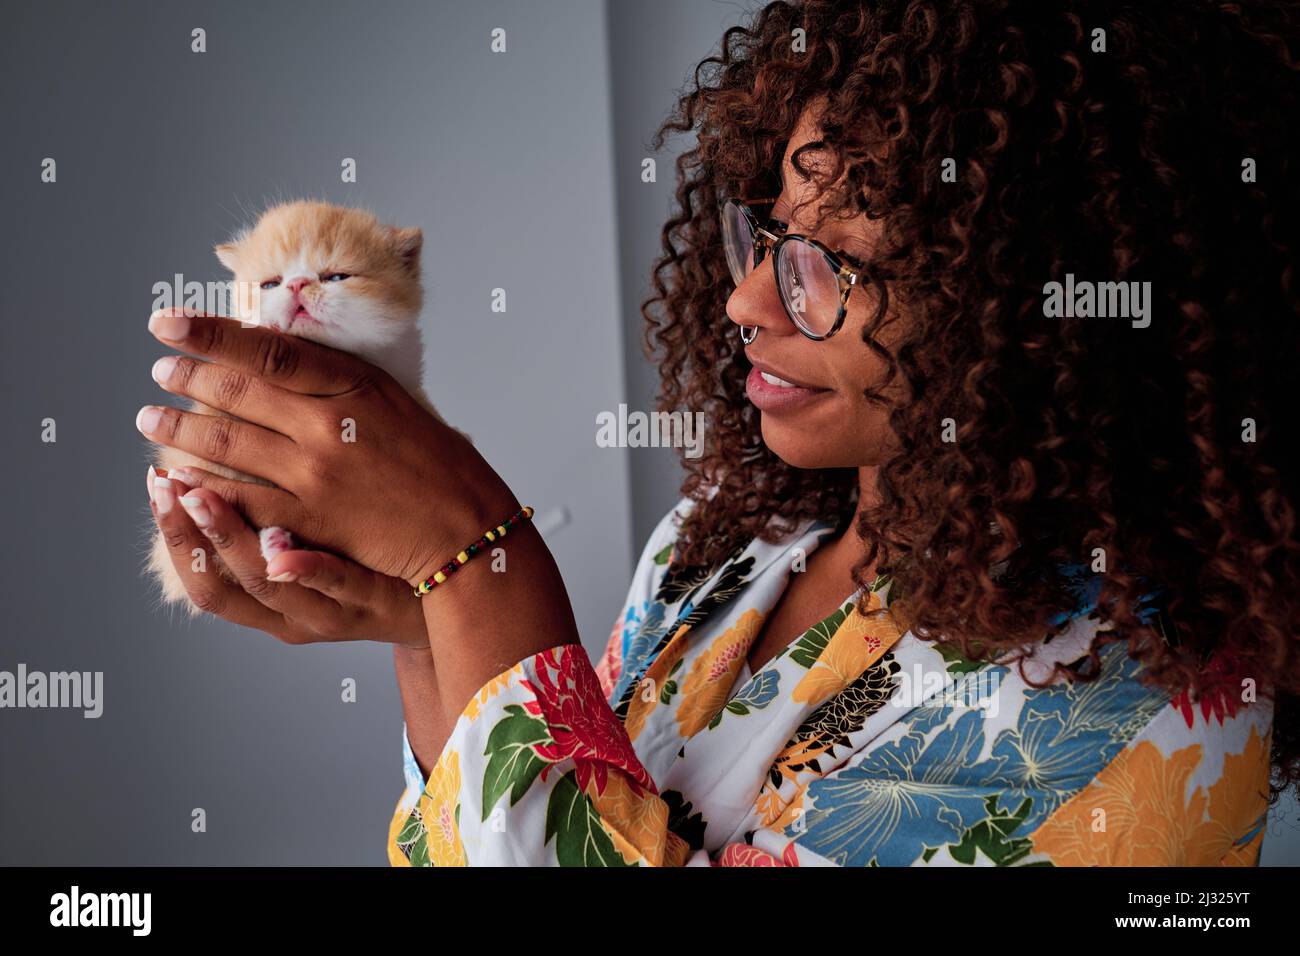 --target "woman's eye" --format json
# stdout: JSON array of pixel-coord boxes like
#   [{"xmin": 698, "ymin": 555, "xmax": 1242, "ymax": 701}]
[
  {"xmin": 322, "ymin": 273, "xmax": 350, "ymax": 282},
  {"xmin": 260, "ymin": 278, "xmax": 281, "ymax": 290}
]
